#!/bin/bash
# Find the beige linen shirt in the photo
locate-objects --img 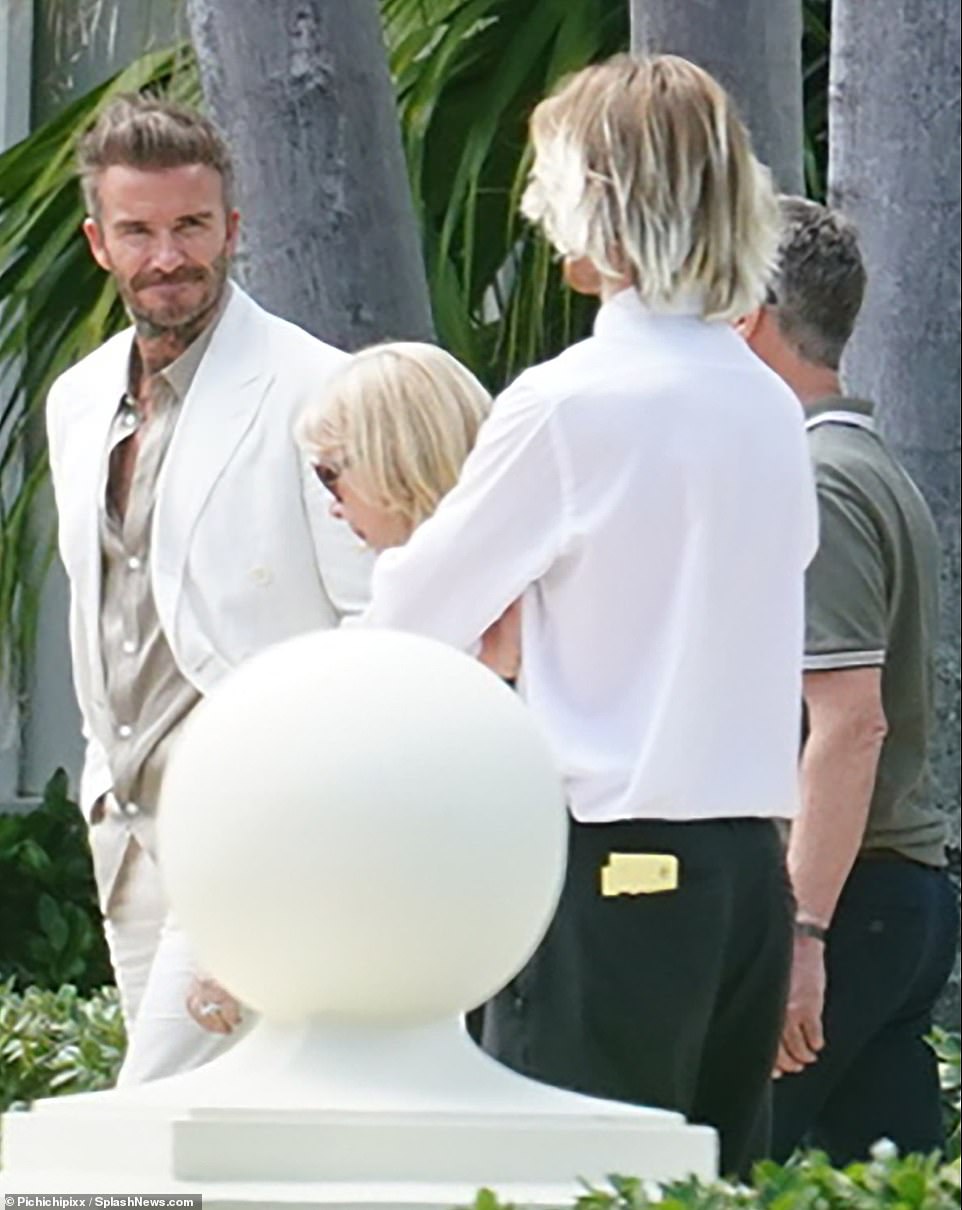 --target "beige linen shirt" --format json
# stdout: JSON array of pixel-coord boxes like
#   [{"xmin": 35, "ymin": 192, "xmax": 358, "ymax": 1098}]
[{"xmin": 99, "ymin": 298, "xmax": 226, "ymax": 819}]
